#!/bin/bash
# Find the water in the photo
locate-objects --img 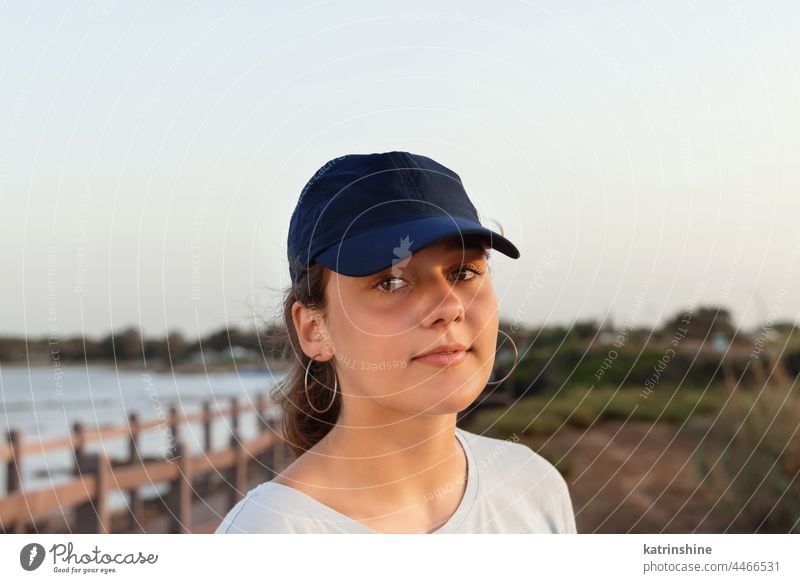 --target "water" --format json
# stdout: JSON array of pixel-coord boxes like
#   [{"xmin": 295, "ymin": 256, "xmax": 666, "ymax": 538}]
[{"xmin": 0, "ymin": 364, "xmax": 286, "ymax": 513}]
